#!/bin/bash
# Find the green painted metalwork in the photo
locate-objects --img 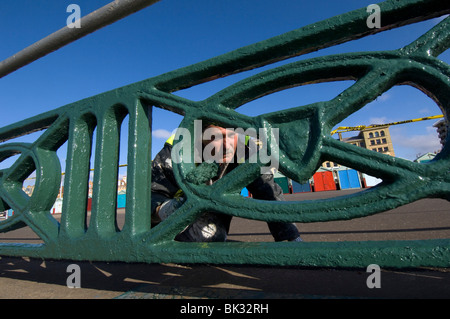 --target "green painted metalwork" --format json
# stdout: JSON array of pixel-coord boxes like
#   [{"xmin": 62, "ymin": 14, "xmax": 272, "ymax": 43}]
[{"xmin": 1, "ymin": 0, "xmax": 450, "ymax": 267}]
